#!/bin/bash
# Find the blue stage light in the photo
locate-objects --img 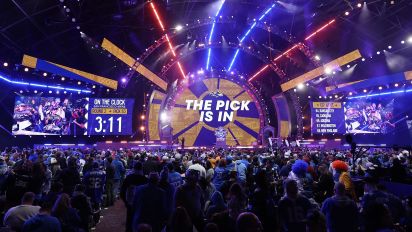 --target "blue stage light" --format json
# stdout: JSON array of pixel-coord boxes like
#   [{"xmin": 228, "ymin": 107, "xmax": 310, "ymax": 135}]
[
  {"xmin": 348, "ymin": 89, "xmax": 412, "ymax": 99},
  {"xmin": 228, "ymin": 4, "xmax": 276, "ymax": 71},
  {"xmin": 0, "ymin": 74, "xmax": 91, "ymax": 94},
  {"xmin": 206, "ymin": 0, "xmax": 226, "ymax": 70}
]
